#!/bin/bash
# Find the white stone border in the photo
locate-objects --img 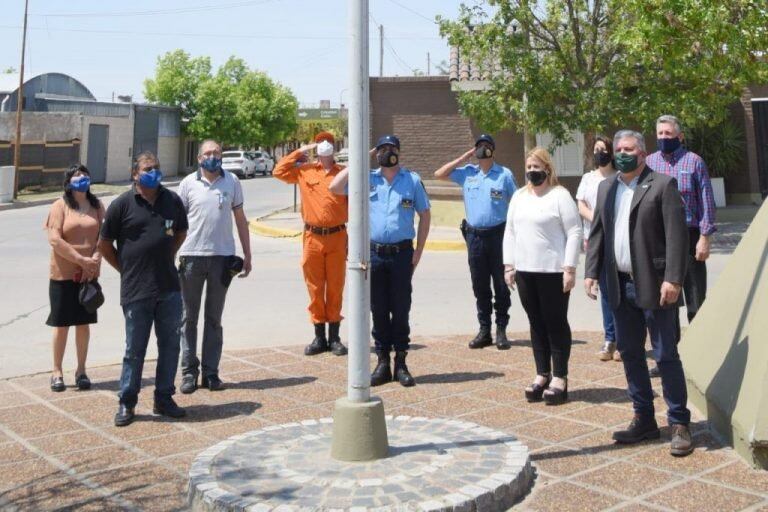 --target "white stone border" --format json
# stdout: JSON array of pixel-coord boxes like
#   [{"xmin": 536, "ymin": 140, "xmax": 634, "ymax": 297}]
[{"xmin": 188, "ymin": 417, "xmax": 534, "ymax": 512}]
